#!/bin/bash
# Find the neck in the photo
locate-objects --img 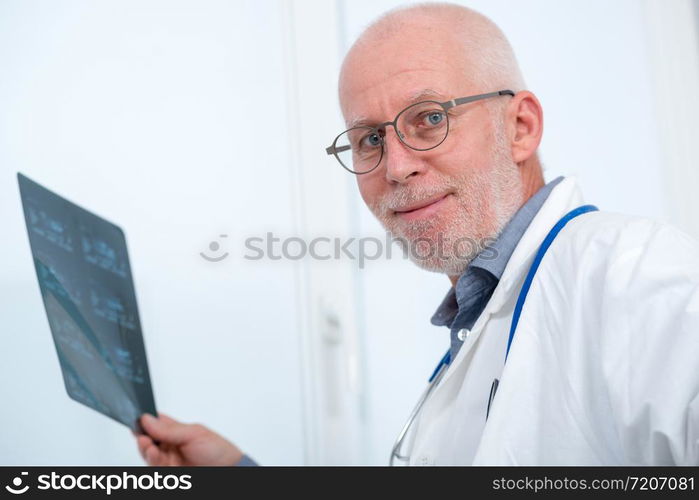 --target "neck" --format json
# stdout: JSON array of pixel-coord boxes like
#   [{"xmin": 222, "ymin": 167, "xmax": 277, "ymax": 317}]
[
  {"xmin": 519, "ymin": 153, "xmax": 545, "ymax": 202},
  {"xmin": 447, "ymin": 154, "xmax": 545, "ymax": 287}
]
